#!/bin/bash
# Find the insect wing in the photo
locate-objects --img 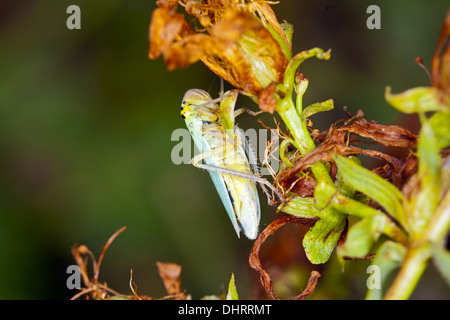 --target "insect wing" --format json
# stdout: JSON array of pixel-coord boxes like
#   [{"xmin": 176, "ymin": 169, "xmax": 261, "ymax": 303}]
[
  {"xmin": 234, "ymin": 128, "xmax": 261, "ymax": 236},
  {"xmin": 189, "ymin": 119, "xmax": 243, "ymax": 237}
]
